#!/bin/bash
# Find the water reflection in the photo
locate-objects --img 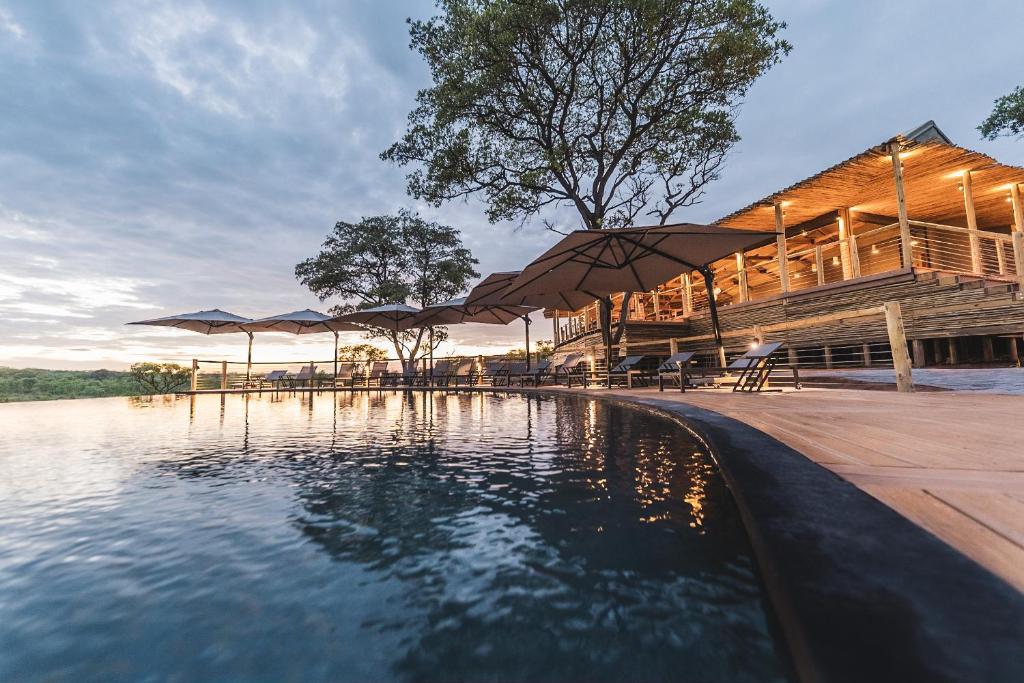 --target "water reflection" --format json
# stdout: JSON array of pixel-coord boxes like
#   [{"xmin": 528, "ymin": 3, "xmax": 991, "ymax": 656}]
[{"xmin": 0, "ymin": 392, "xmax": 792, "ymax": 683}]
